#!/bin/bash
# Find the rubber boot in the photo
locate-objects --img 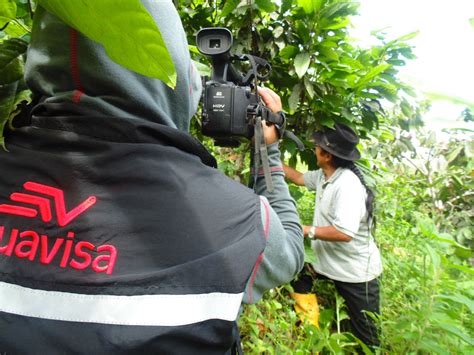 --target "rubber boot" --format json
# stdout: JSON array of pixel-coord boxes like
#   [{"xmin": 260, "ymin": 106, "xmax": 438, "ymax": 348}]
[{"xmin": 290, "ymin": 292, "xmax": 320, "ymax": 327}]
